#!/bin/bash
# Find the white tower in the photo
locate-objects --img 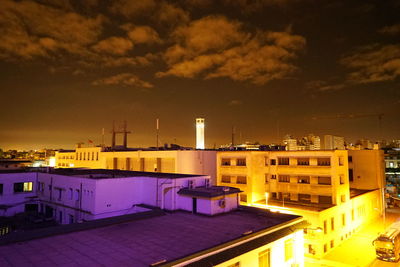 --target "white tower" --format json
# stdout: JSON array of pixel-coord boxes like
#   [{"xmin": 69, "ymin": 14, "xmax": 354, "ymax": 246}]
[{"xmin": 196, "ymin": 118, "xmax": 205, "ymax": 149}]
